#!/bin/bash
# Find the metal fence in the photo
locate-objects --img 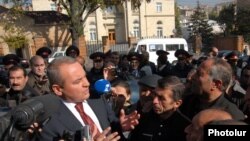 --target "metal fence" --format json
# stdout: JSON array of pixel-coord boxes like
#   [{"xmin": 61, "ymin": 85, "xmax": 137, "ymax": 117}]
[
  {"xmin": 86, "ymin": 41, "xmax": 130, "ymax": 56},
  {"xmin": 86, "ymin": 41, "xmax": 103, "ymax": 56},
  {"xmin": 110, "ymin": 43, "xmax": 130, "ymax": 55}
]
